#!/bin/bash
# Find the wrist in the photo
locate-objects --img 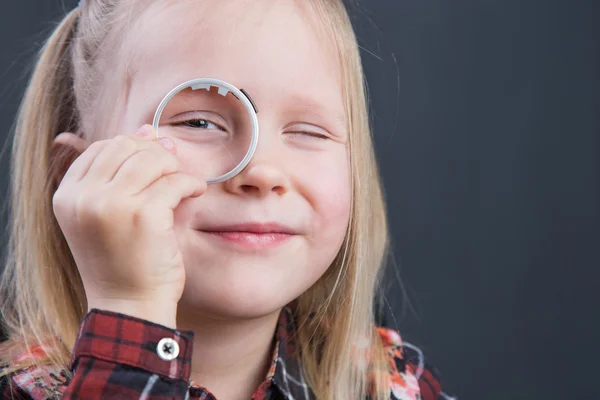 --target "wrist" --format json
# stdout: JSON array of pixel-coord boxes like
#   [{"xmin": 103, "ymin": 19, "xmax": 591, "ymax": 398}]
[{"xmin": 87, "ymin": 298, "xmax": 178, "ymax": 329}]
